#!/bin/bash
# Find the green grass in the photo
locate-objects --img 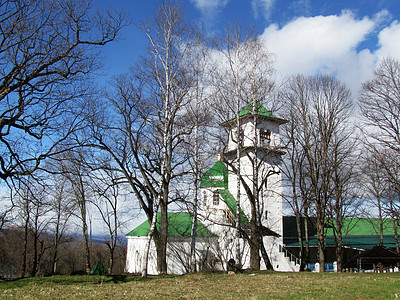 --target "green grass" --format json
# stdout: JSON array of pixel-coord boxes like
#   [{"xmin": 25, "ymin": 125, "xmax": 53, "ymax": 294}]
[{"xmin": 0, "ymin": 271, "xmax": 399, "ymax": 299}]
